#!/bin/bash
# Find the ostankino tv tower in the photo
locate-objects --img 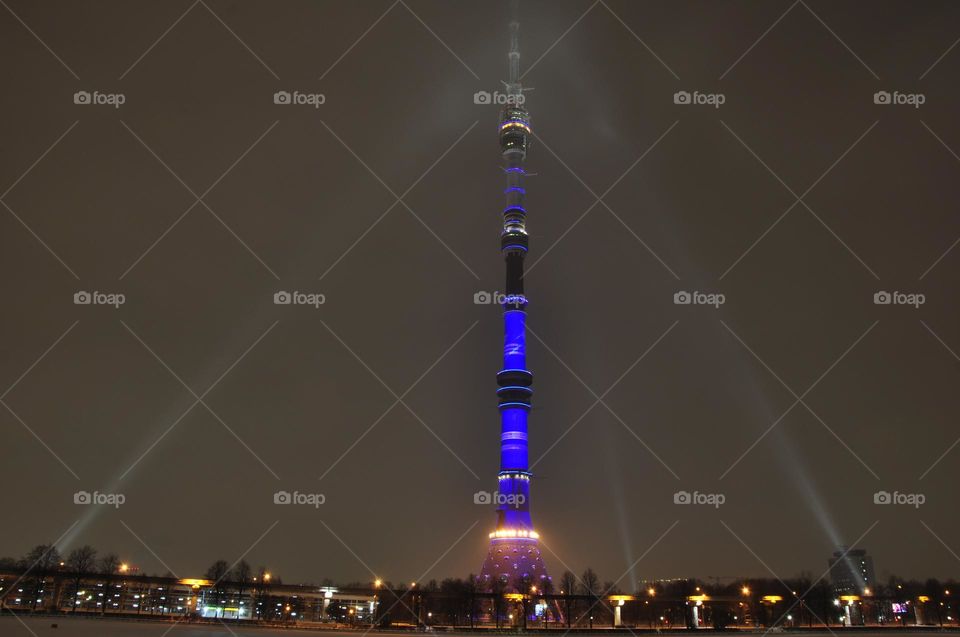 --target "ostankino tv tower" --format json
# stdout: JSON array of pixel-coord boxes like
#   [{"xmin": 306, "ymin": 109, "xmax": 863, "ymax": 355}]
[{"xmin": 479, "ymin": 16, "xmax": 550, "ymax": 591}]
